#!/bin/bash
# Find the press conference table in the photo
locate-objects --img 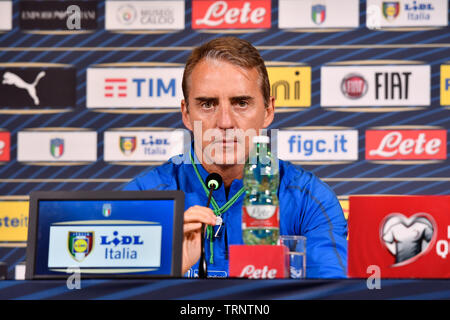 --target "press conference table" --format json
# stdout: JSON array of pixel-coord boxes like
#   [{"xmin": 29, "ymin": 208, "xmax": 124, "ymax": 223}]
[{"xmin": 0, "ymin": 278, "xmax": 449, "ymax": 300}]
